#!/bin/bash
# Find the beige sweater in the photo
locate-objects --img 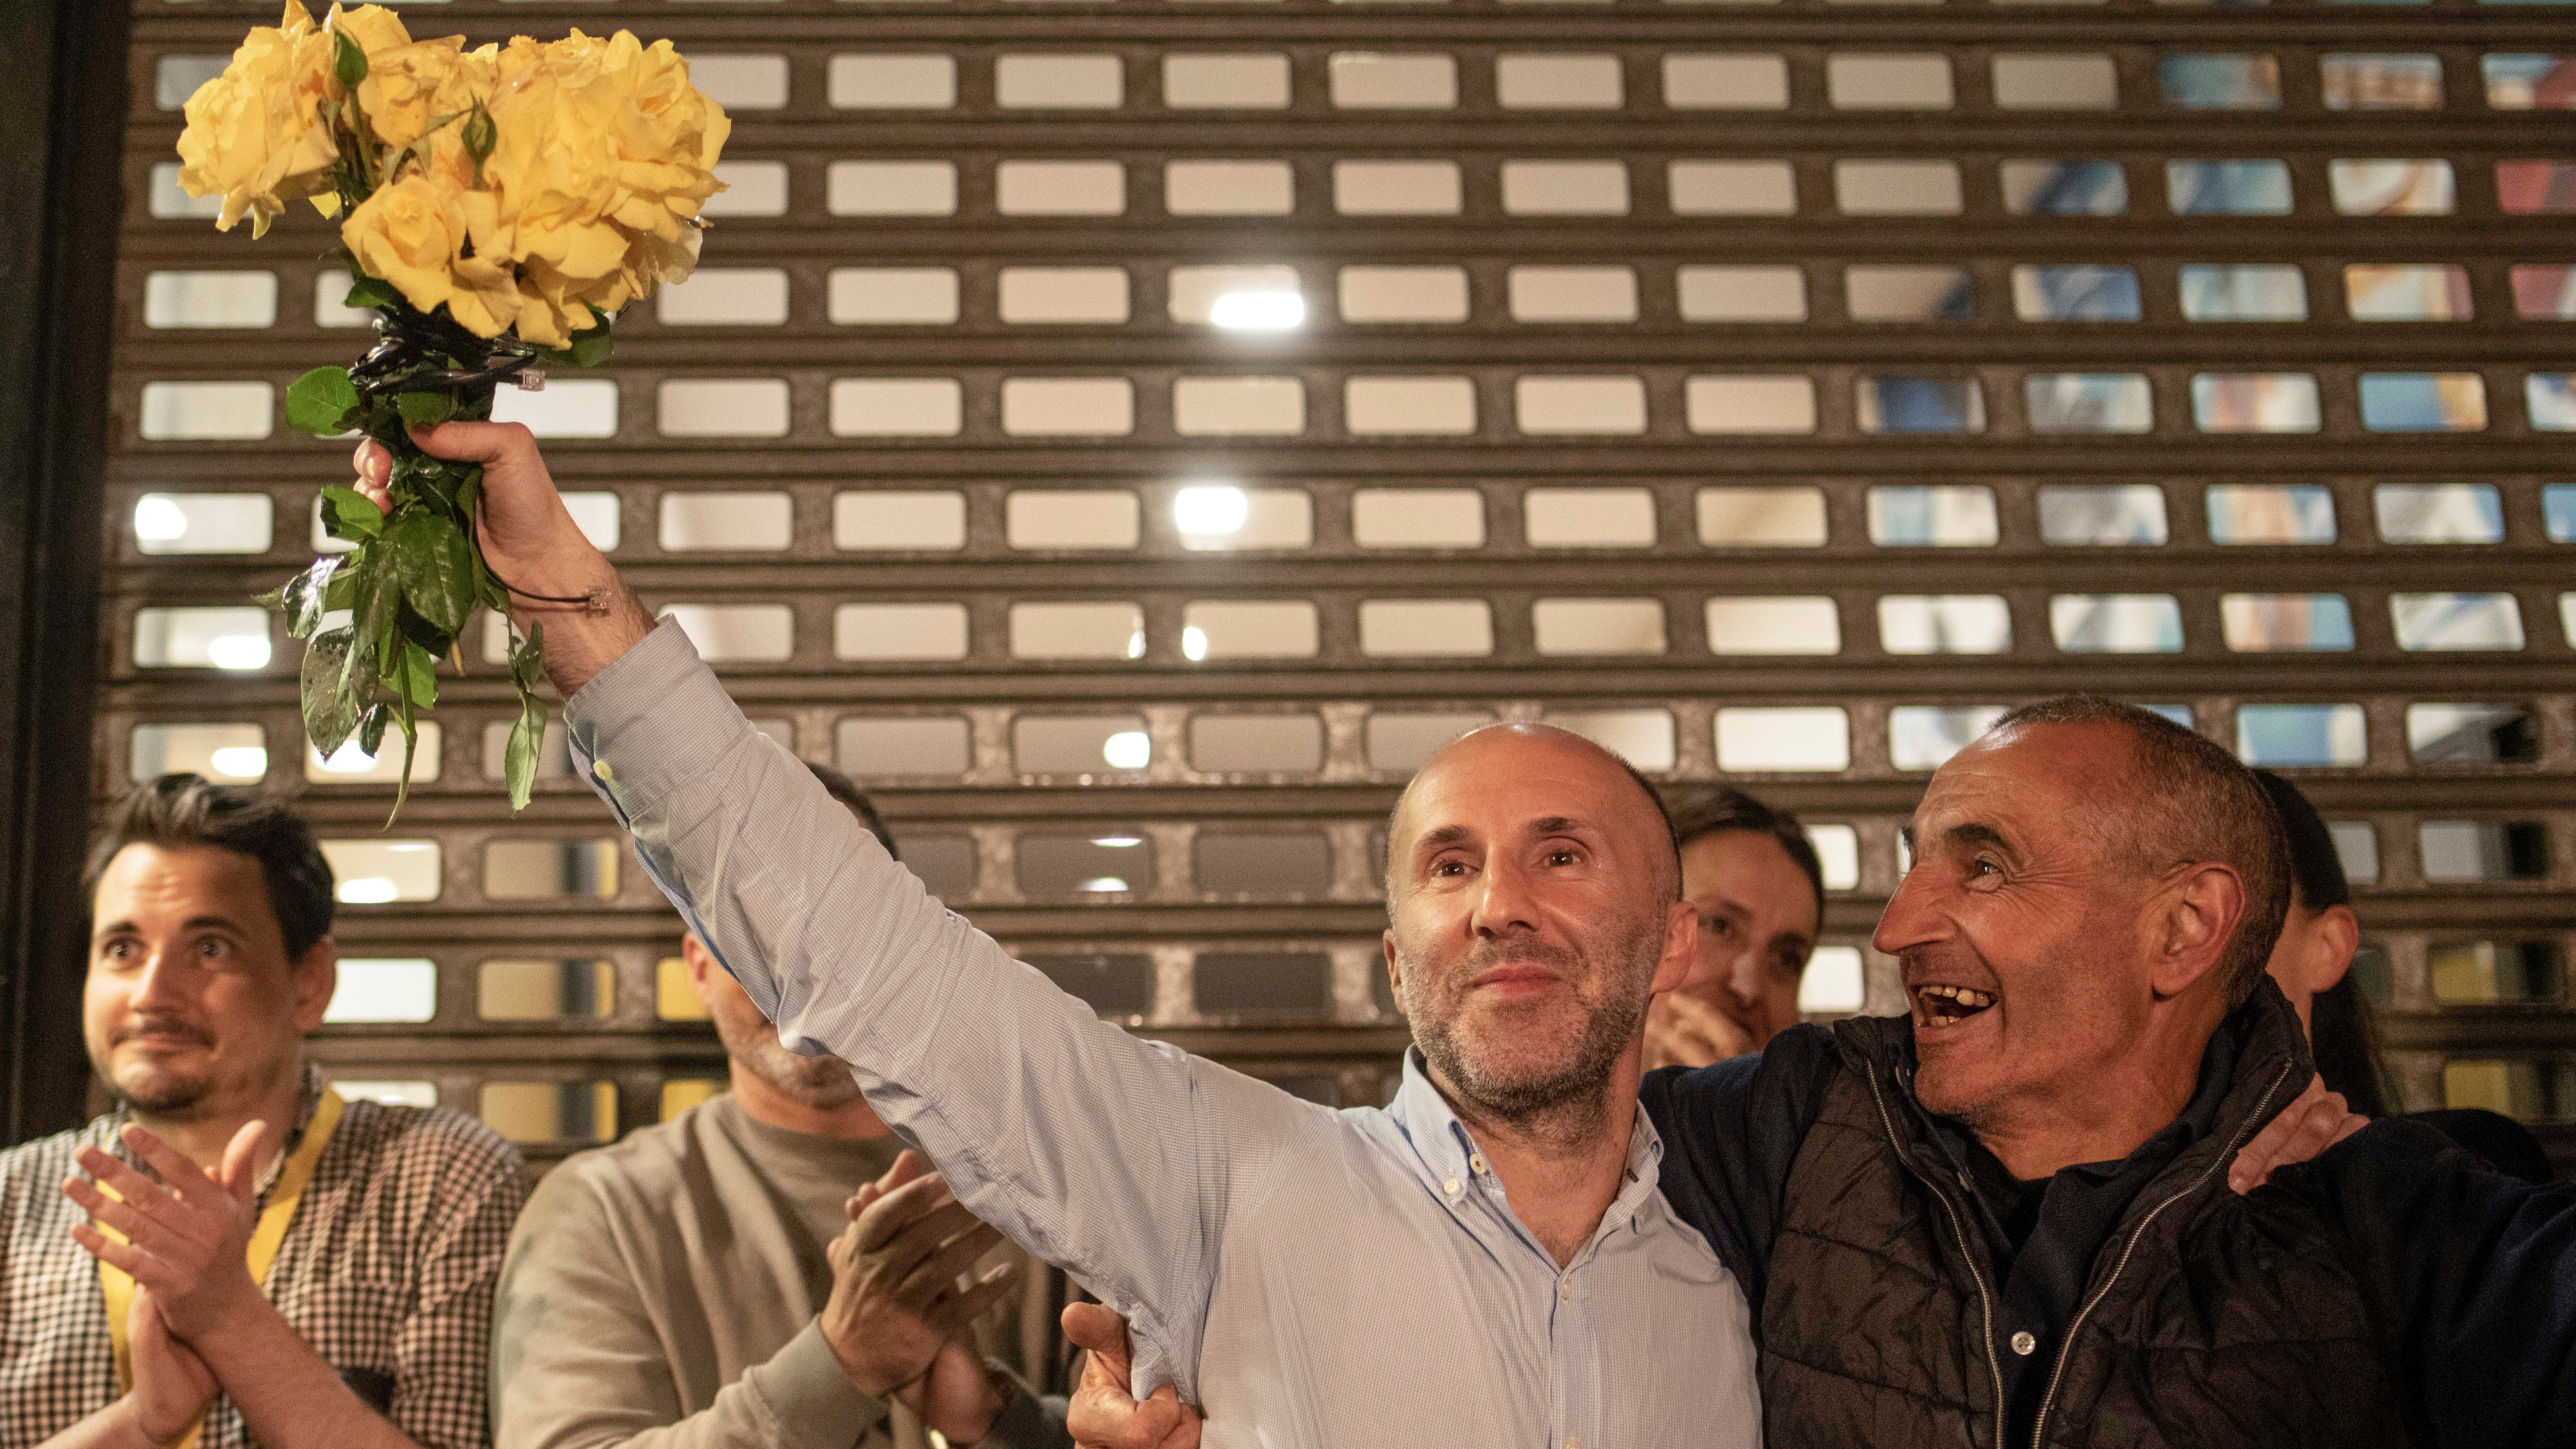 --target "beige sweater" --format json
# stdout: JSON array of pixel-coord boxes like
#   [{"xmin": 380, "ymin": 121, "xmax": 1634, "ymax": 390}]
[{"xmin": 491, "ymin": 1093, "xmax": 1065, "ymax": 1449}]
